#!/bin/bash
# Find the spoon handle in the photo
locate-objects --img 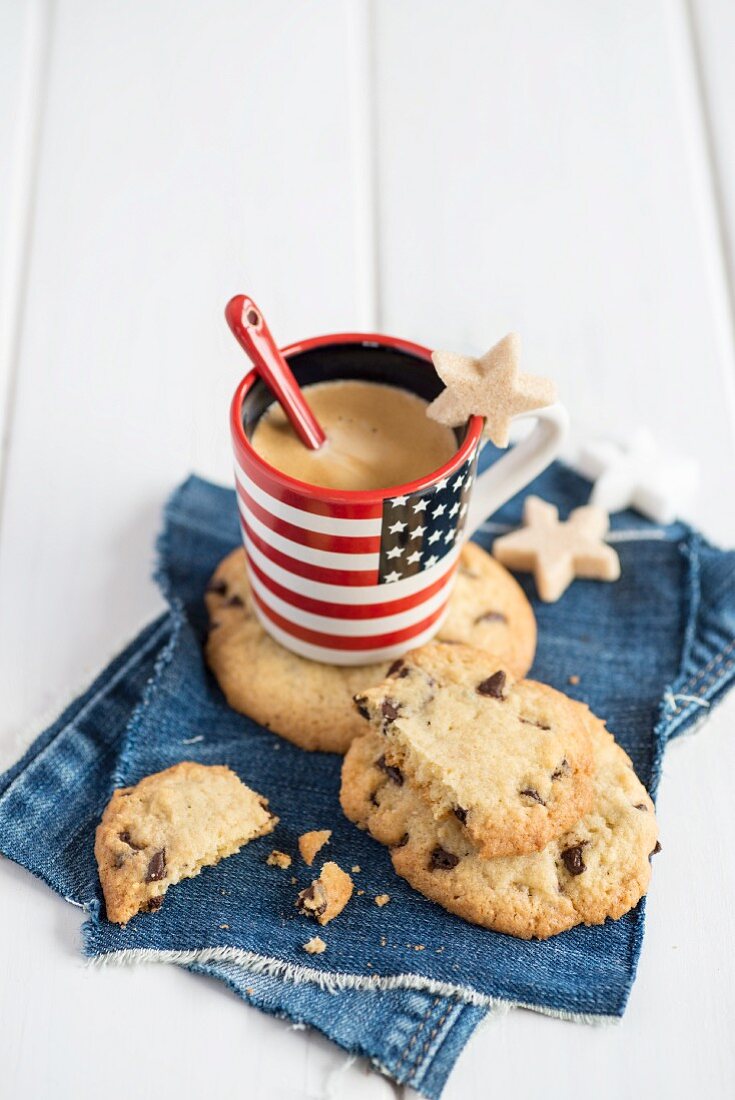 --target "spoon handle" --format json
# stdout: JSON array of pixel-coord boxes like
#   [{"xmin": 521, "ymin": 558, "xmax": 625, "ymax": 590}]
[{"xmin": 225, "ymin": 295, "xmax": 327, "ymax": 451}]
